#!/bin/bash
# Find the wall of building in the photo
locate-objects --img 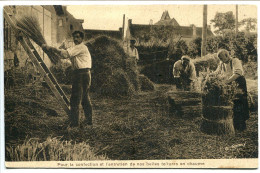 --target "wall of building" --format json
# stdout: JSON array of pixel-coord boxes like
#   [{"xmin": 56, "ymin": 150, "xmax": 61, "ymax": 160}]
[
  {"xmin": 56, "ymin": 7, "xmax": 84, "ymax": 43},
  {"xmin": 4, "ymin": 5, "xmax": 84, "ymax": 71},
  {"xmin": 4, "ymin": 6, "xmax": 58, "ymax": 69}
]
